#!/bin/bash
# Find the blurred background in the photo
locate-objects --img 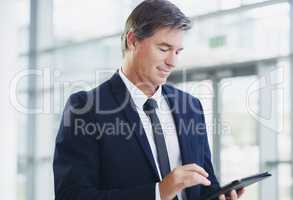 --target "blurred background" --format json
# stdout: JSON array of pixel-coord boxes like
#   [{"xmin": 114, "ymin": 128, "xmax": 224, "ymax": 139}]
[{"xmin": 1, "ymin": 0, "xmax": 293, "ymax": 200}]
